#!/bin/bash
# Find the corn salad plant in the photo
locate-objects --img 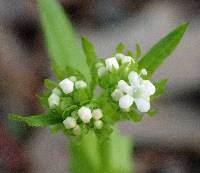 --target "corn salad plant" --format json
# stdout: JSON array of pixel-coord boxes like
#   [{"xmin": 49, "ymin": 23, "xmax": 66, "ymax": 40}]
[{"xmin": 10, "ymin": 0, "xmax": 188, "ymax": 172}]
